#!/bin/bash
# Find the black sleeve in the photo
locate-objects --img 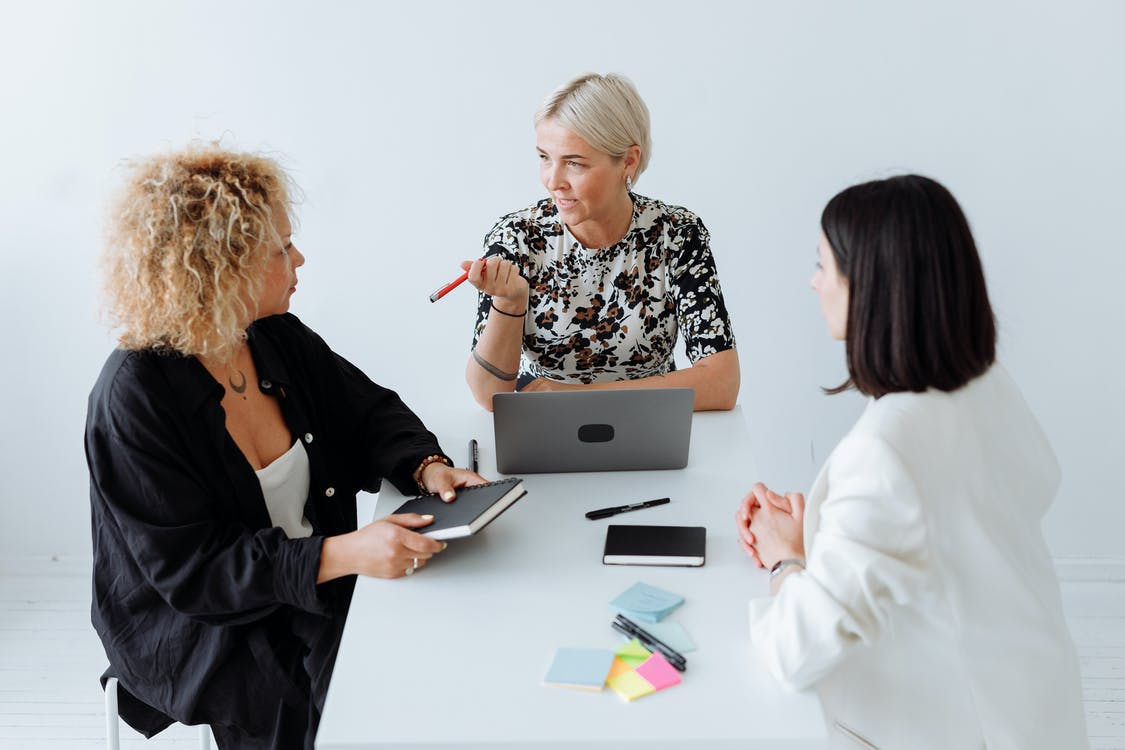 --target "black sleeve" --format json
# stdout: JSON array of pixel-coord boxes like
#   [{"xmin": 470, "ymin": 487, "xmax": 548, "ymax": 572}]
[
  {"xmin": 86, "ymin": 360, "xmax": 329, "ymax": 626},
  {"xmin": 276, "ymin": 315, "xmax": 450, "ymax": 496},
  {"xmin": 470, "ymin": 217, "xmax": 528, "ymax": 351},
  {"xmin": 668, "ymin": 217, "xmax": 737, "ymax": 361}
]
